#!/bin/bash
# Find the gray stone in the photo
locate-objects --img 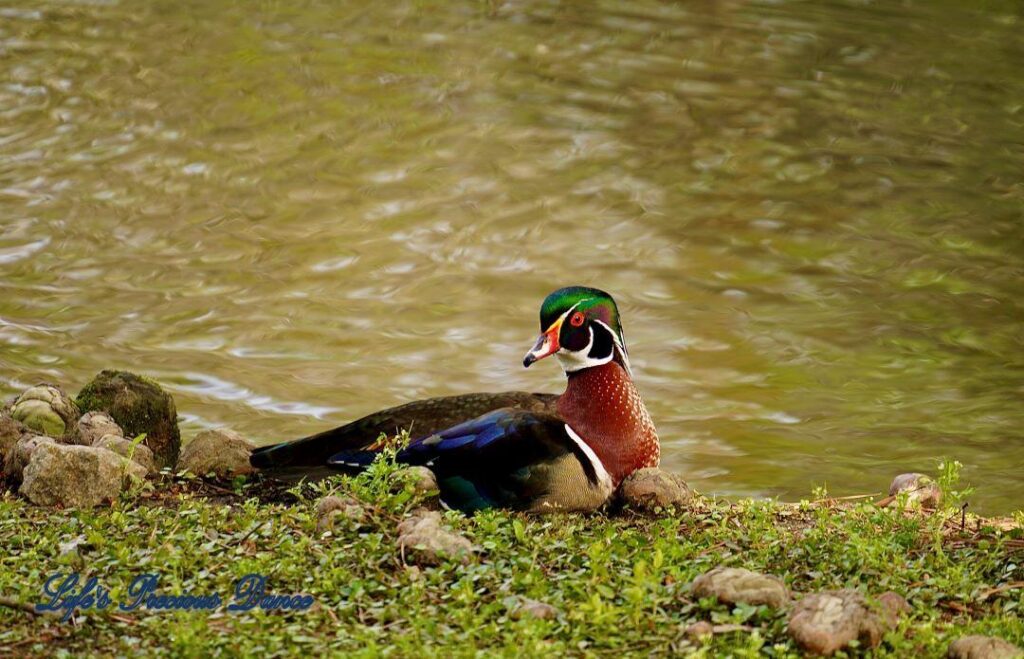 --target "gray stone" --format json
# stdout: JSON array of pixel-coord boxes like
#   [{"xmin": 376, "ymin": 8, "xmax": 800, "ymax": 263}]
[
  {"xmin": 888, "ymin": 473, "xmax": 942, "ymax": 509},
  {"xmin": 78, "ymin": 411, "xmax": 124, "ymax": 447},
  {"xmin": 683, "ymin": 622, "xmax": 753, "ymax": 643},
  {"xmin": 177, "ymin": 428, "xmax": 255, "ymax": 478},
  {"xmin": 0, "ymin": 413, "xmax": 29, "ymax": 467},
  {"xmin": 10, "ymin": 384, "xmax": 80, "ymax": 441},
  {"xmin": 397, "ymin": 509, "xmax": 476, "ymax": 565},
  {"xmin": 19, "ymin": 443, "xmax": 147, "ymax": 508},
  {"xmin": 76, "ymin": 370, "xmax": 181, "ymax": 469},
  {"xmin": 619, "ymin": 467, "xmax": 692, "ymax": 511},
  {"xmin": 787, "ymin": 589, "xmax": 901, "ymax": 656},
  {"xmin": 94, "ymin": 435, "xmax": 157, "ymax": 474},
  {"xmin": 3, "ymin": 434, "xmax": 56, "ymax": 484},
  {"xmin": 58, "ymin": 535, "xmax": 91, "ymax": 559},
  {"xmin": 692, "ymin": 566, "xmax": 790, "ymax": 609},
  {"xmin": 510, "ymin": 598, "xmax": 558, "ymax": 620},
  {"xmin": 685, "ymin": 621, "xmax": 715, "ymax": 642},
  {"xmin": 948, "ymin": 636, "xmax": 1023, "ymax": 659},
  {"xmin": 876, "ymin": 591, "xmax": 911, "ymax": 625},
  {"xmin": 315, "ymin": 495, "xmax": 367, "ymax": 532},
  {"xmin": 398, "ymin": 466, "xmax": 439, "ymax": 494}
]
